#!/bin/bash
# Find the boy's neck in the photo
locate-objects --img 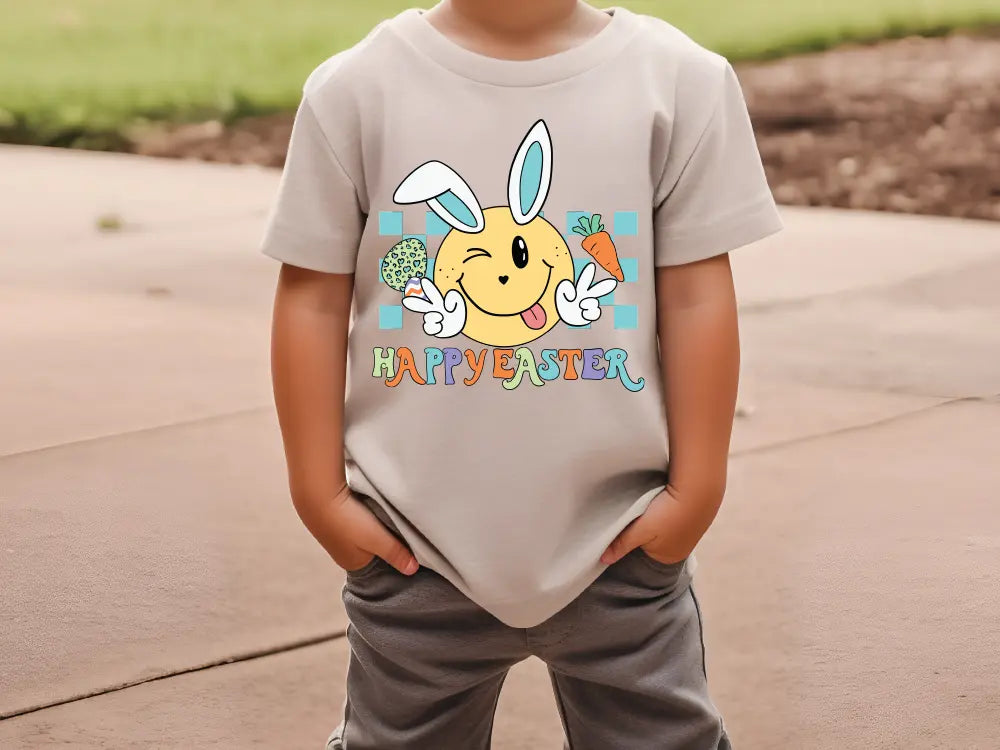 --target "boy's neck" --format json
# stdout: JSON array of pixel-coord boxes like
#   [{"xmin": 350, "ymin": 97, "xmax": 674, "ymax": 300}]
[{"xmin": 424, "ymin": 0, "xmax": 611, "ymax": 60}]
